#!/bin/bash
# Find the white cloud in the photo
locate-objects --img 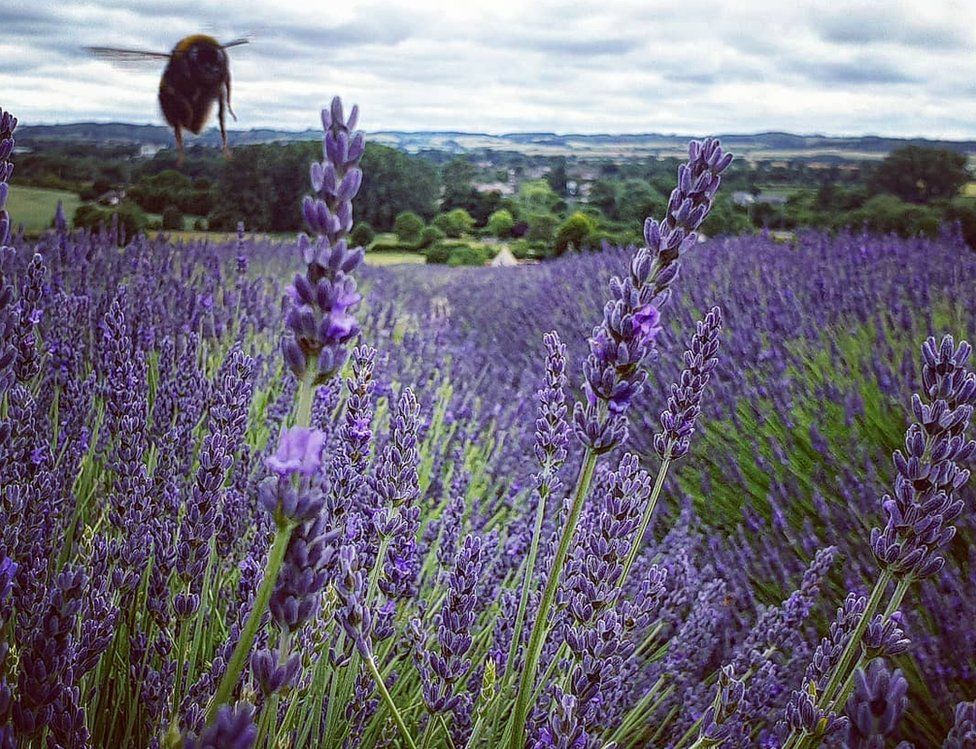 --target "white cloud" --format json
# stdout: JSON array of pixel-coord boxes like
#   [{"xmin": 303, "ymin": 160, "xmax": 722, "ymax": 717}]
[{"xmin": 2, "ymin": 0, "xmax": 975, "ymax": 138}]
